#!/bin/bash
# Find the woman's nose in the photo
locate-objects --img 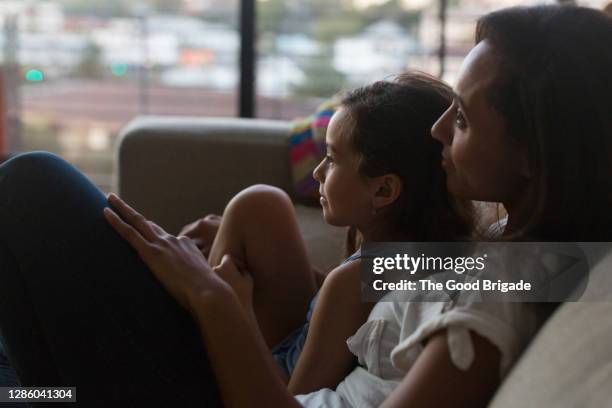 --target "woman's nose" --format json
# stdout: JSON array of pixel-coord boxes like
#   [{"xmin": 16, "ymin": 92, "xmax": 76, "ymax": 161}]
[{"xmin": 431, "ymin": 106, "xmax": 454, "ymax": 145}]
